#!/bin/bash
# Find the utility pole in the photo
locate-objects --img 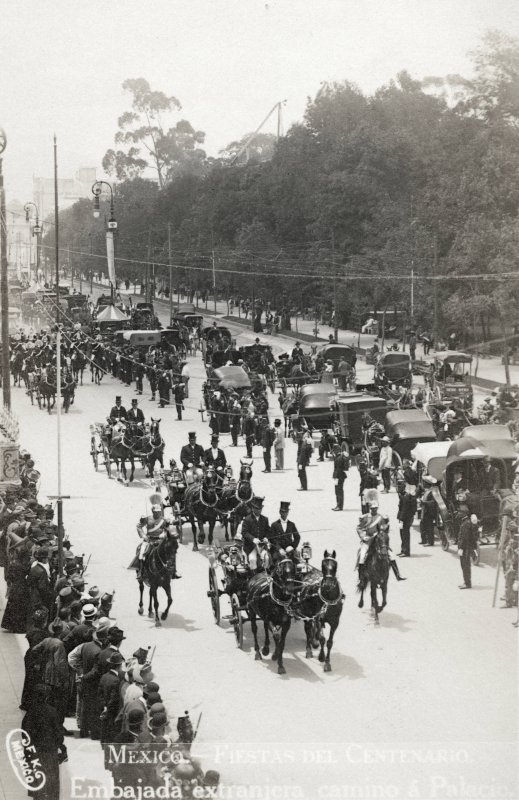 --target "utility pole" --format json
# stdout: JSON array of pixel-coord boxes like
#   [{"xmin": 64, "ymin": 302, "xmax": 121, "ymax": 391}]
[
  {"xmin": 410, "ymin": 264, "xmax": 414, "ymax": 322},
  {"xmin": 211, "ymin": 226, "xmax": 217, "ymax": 315},
  {"xmin": 168, "ymin": 222, "xmax": 173, "ymax": 326},
  {"xmin": 432, "ymin": 233, "xmax": 438, "ymax": 348},
  {"xmin": 146, "ymin": 228, "xmax": 151, "ymax": 304},
  {"xmin": 331, "ymin": 230, "xmax": 338, "ymax": 343},
  {"xmin": 68, "ymin": 244, "xmax": 72, "ymax": 289},
  {"xmin": 0, "ymin": 128, "xmax": 10, "ymax": 410},
  {"xmin": 54, "ymin": 133, "xmax": 64, "ymax": 577}
]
